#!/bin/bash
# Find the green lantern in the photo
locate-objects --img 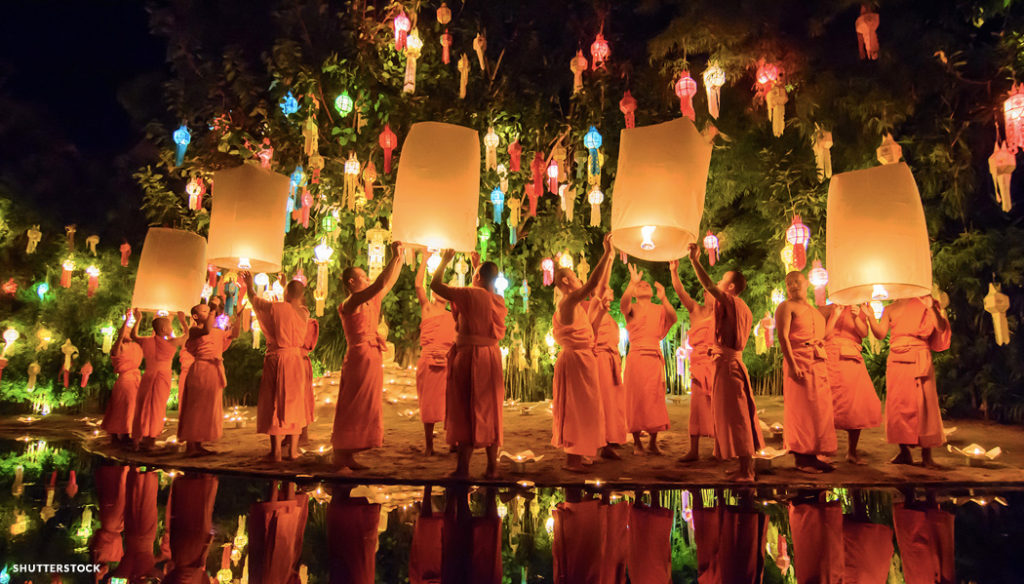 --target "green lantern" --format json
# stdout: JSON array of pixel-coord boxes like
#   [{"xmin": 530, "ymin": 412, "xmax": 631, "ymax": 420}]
[
  {"xmin": 321, "ymin": 213, "xmax": 336, "ymax": 233},
  {"xmin": 334, "ymin": 91, "xmax": 354, "ymax": 117}
]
